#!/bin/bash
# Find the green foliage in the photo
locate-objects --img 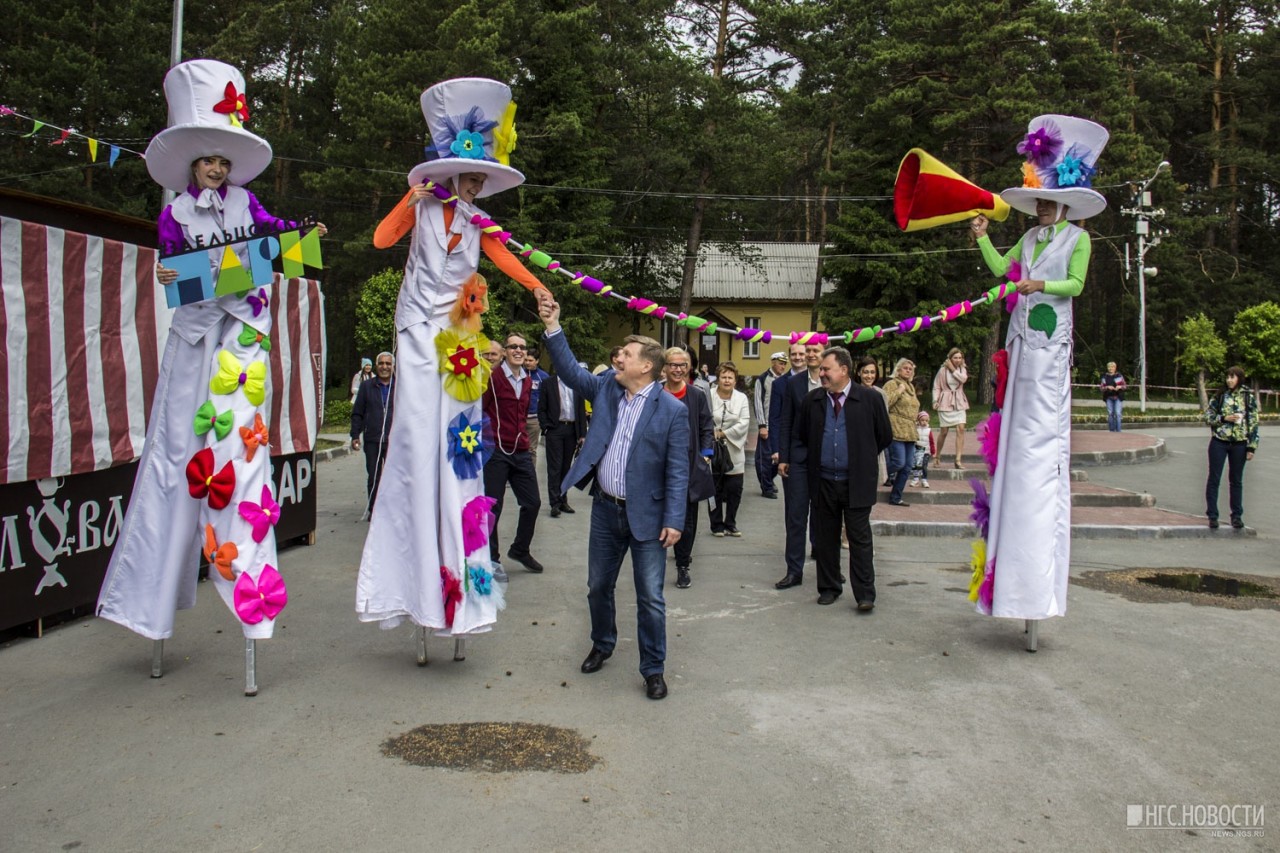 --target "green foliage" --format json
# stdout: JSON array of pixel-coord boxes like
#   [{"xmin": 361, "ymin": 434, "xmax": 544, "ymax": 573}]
[
  {"xmin": 354, "ymin": 269, "xmax": 402, "ymax": 356},
  {"xmin": 1228, "ymin": 301, "xmax": 1280, "ymax": 388},
  {"xmin": 1175, "ymin": 313, "xmax": 1226, "ymax": 376},
  {"xmin": 323, "ymin": 397, "xmax": 353, "ymax": 429}
]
